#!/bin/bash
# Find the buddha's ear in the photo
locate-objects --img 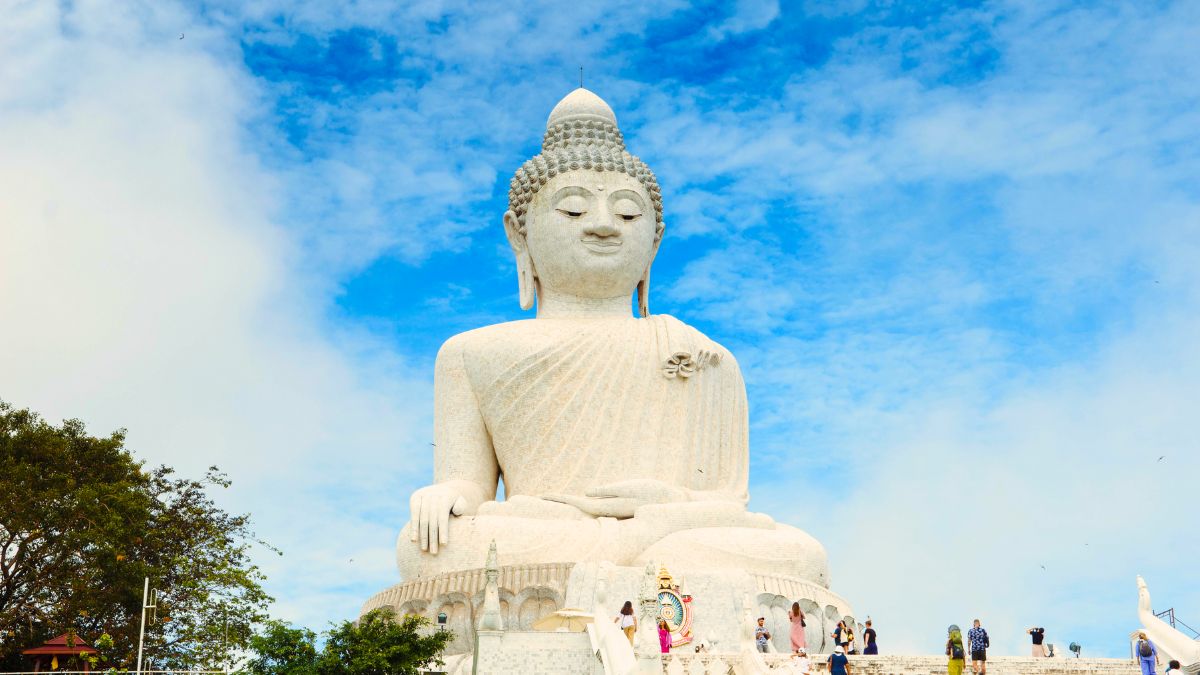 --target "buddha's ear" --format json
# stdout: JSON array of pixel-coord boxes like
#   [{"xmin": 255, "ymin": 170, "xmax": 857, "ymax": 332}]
[
  {"xmin": 637, "ymin": 233, "xmax": 662, "ymax": 318},
  {"xmin": 503, "ymin": 210, "xmax": 537, "ymax": 311}
]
